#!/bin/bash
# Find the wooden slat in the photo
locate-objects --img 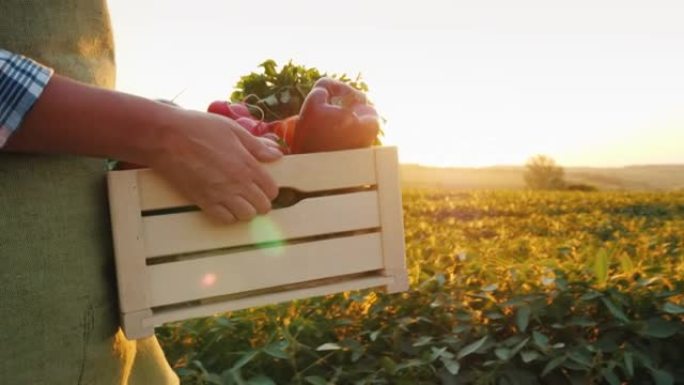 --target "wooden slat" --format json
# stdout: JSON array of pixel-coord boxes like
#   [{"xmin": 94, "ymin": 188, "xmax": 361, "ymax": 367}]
[
  {"xmin": 146, "ymin": 233, "xmax": 384, "ymax": 307},
  {"xmin": 137, "ymin": 148, "xmax": 377, "ymax": 211},
  {"xmin": 137, "ymin": 171, "xmax": 186, "ymax": 212},
  {"xmin": 143, "ymin": 191, "xmax": 380, "ymax": 258},
  {"xmin": 121, "ymin": 309, "xmax": 154, "ymax": 340},
  {"xmin": 374, "ymin": 147, "xmax": 410, "ymax": 292},
  {"xmin": 107, "ymin": 171, "xmax": 150, "ymax": 313},
  {"xmin": 142, "ymin": 275, "xmax": 394, "ymax": 328}
]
